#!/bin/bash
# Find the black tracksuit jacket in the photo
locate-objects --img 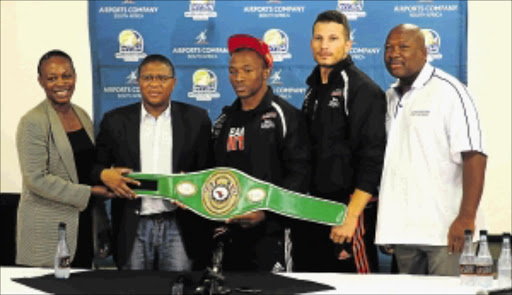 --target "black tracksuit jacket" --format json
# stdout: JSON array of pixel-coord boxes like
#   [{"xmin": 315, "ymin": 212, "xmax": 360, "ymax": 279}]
[
  {"xmin": 211, "ymin": 86, "xmax": 310, "ymax": 271},
  {"xmin": 213, "ymin": 86, "xmax": 310, "ymax": 196},
  {"xmin": 302, "ymin": 56, "xmax": 386, "ymax": 202}
]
